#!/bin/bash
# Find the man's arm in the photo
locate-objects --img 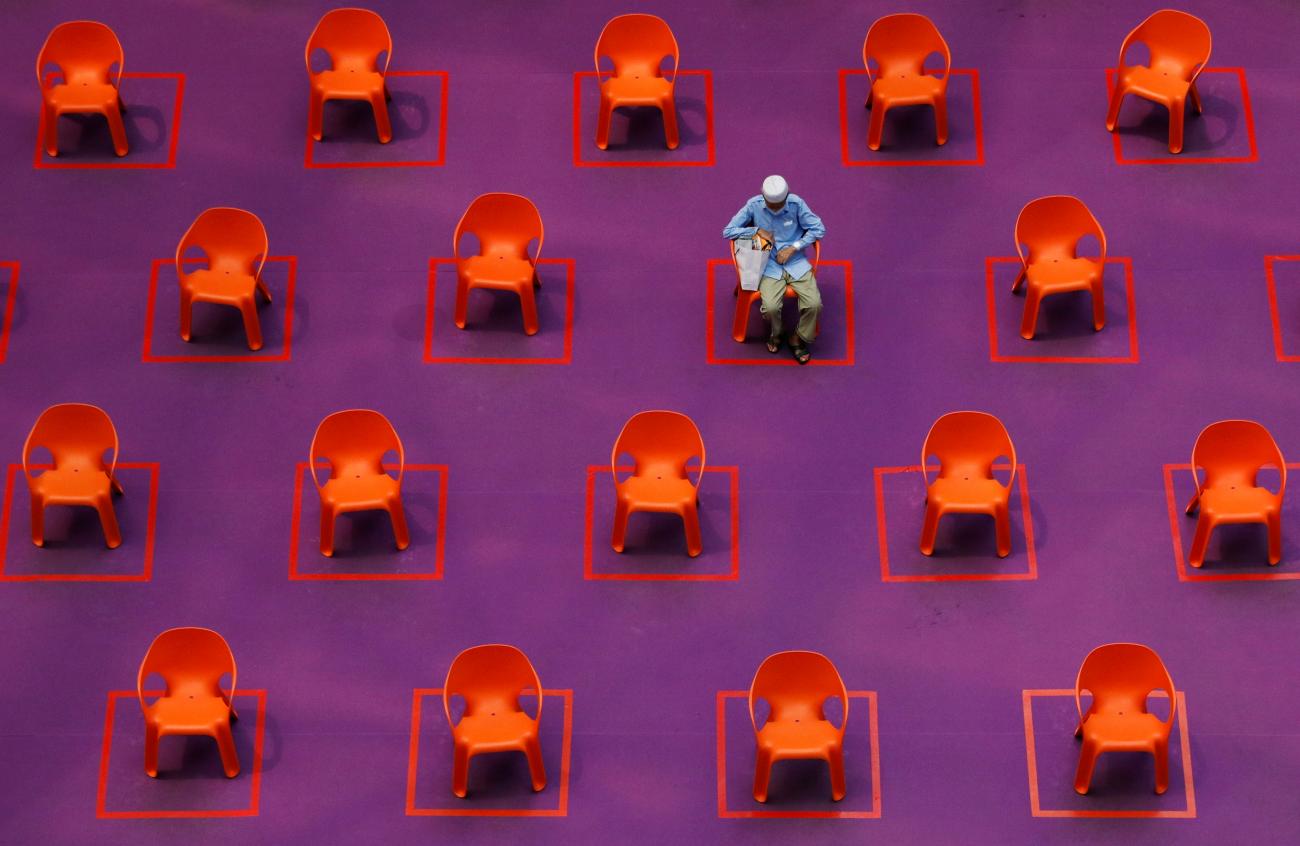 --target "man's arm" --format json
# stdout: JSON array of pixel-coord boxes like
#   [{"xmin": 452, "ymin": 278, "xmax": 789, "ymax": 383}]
[
  {"xmin": 722, "ymin": 200, "xmax": 759, "ymax": 240},
  {"xmin": 793, "ymin": 200, "xmax": 826, "ymax": 250}
]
